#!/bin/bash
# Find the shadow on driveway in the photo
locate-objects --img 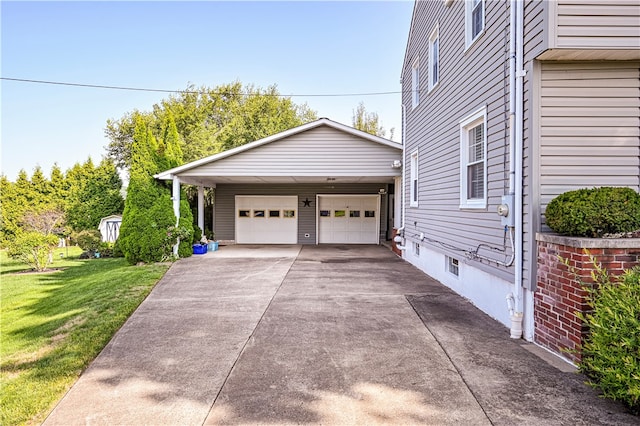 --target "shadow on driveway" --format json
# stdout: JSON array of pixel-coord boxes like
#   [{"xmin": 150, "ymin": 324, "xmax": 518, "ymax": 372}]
[{"xmin": 44, "ymin": 245, "xmax": 637, "ymax": 425}]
